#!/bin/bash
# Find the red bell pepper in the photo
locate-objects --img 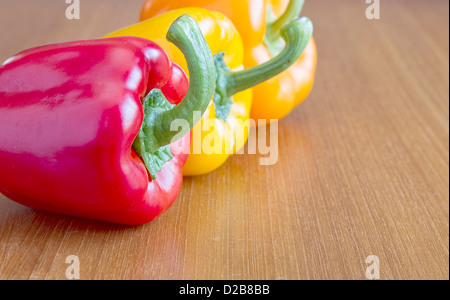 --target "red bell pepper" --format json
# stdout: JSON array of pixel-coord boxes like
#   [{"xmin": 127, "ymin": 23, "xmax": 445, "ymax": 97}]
[{"xmin": 0, "ymin": 15, "xmax": 215, "ymax": 225}]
